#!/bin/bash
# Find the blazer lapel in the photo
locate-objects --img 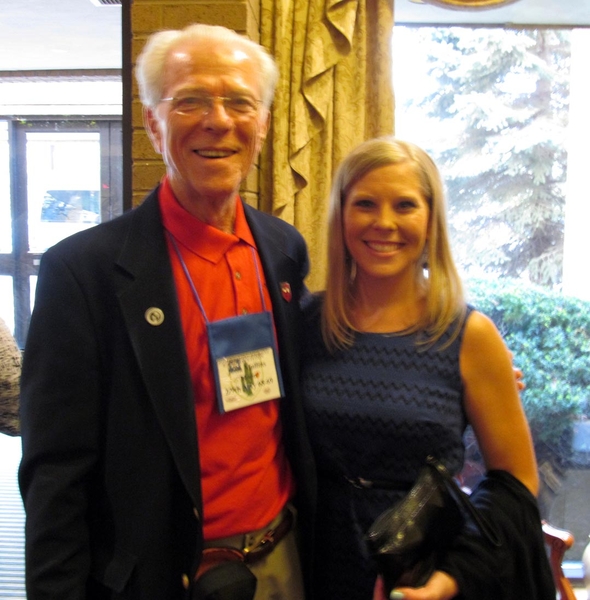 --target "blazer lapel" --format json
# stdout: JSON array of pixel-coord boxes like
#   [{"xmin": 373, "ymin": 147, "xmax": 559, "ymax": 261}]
[
  {"xmin": 245, "ymin": 208, "xmax": 290, "ymax": 315},
  {"xmin": 244, "ymin": 202, "xmax": 306, "ymax": 381},
  {"xmin": 114, "ymin": 191, "xmax": 202, "ymax": 511}
]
